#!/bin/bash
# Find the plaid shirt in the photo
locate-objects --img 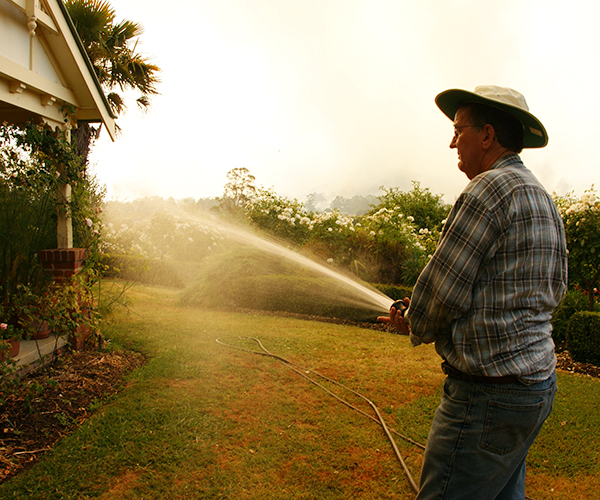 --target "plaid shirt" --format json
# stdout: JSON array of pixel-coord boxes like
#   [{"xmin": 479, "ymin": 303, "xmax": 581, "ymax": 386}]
[{"xmin": 406, "ymin": 154, "xmax": 567, "ymax": 384}]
